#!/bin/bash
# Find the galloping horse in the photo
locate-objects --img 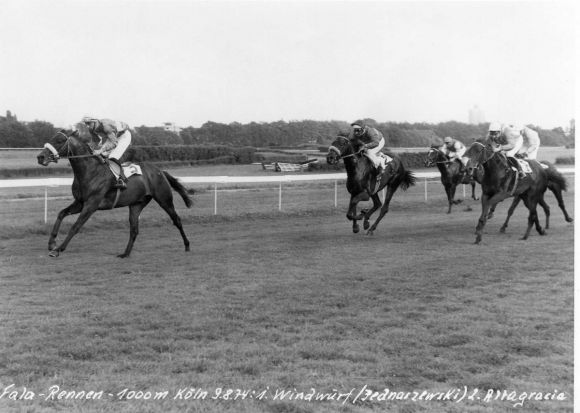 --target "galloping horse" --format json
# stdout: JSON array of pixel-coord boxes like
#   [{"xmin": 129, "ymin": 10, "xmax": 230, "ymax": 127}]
[
  {"xmin": 326, "ymin": 135, "xmax": 416, "ymax": 235},
  {"xmin": 36, "ymin": 130, "xmax": 193, "ymax": 258},
  {"xmin": 464, "ymin": 141, "xmax": 548, "ymax": 244},
  {"xmin": 424, "ymin": 144, "xmax": 478, "ymax": 213}
]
